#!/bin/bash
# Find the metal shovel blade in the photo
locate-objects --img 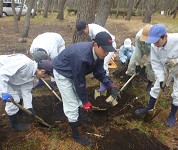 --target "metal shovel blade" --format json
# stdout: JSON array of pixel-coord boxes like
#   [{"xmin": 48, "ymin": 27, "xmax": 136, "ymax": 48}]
[
  {"xmin": 105, "ymin": 95, "xmax": 118, "ymax": 106},
  {"xmin": 143, "ymin": 108, "xmax": 162, "ymax": 122},
  {"xmin": 94, "ymin": 89, "xmax": 107, "ymax": 100}
]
